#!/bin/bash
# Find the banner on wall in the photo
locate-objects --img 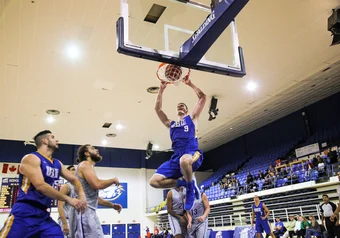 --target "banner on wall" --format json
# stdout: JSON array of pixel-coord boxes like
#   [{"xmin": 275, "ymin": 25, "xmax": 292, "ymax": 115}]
[
  {"xmin": 295, "ymin": 143, "xmax": 320, "ymax": 158},
  {"xmin": 98, "ymin": 183, "xmax": 128, "ymax": 209}
]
